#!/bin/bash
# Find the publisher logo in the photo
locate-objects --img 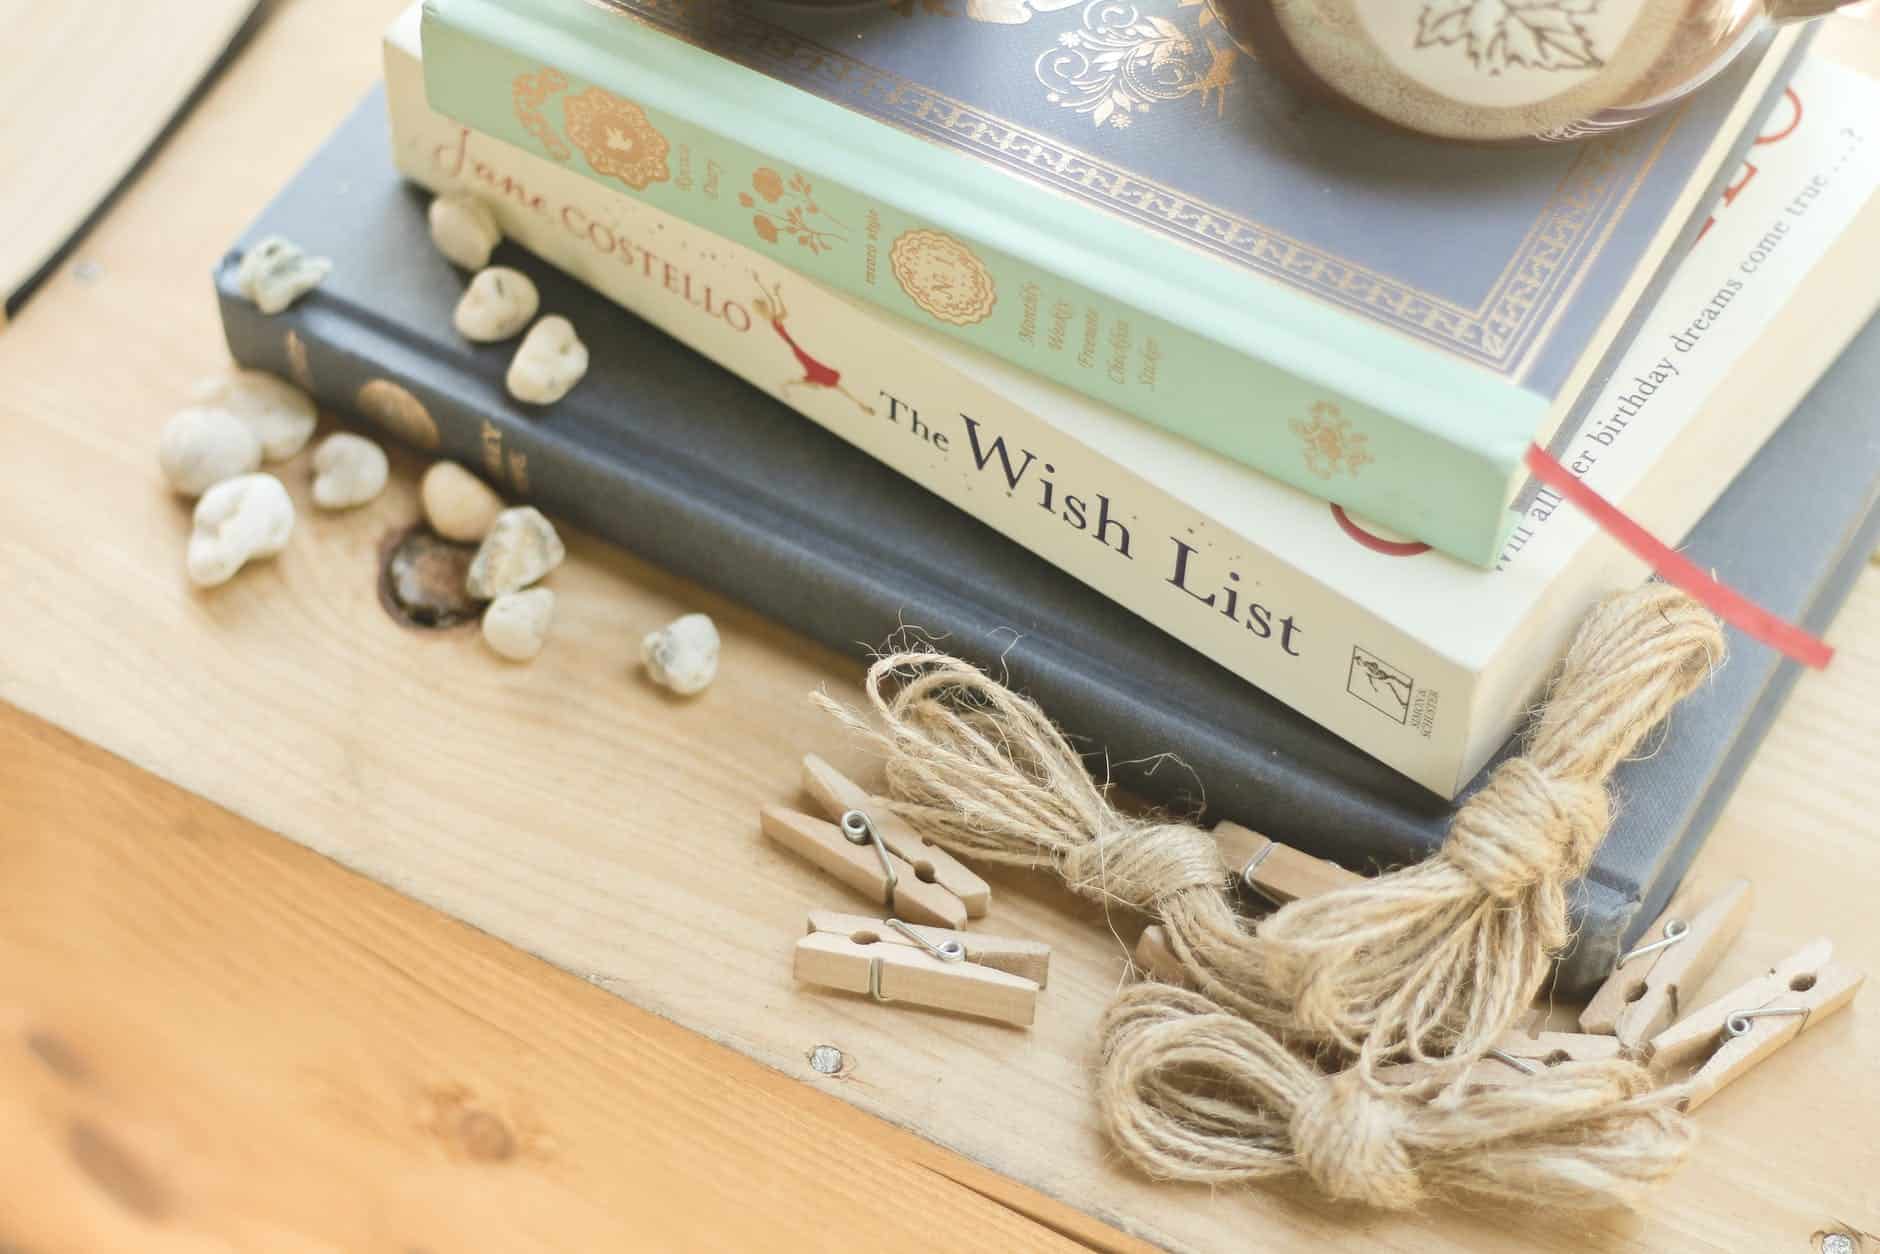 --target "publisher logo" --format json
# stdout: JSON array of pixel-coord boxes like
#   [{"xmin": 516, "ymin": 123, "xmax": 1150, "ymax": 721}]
[{"xmin": 1347, "ymin": 646, "xmax": 1413, "ymax": 724}]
